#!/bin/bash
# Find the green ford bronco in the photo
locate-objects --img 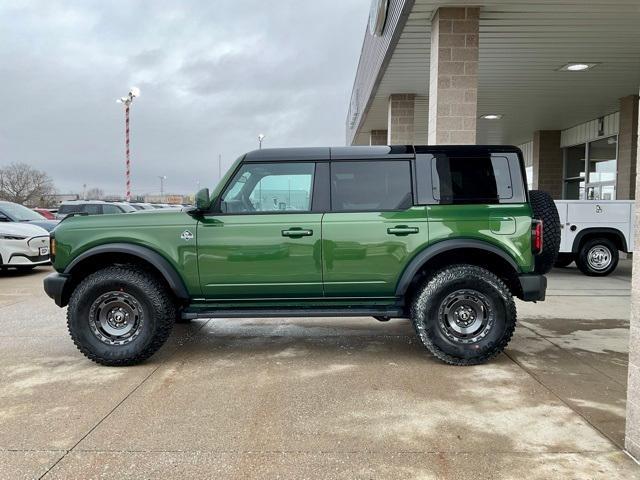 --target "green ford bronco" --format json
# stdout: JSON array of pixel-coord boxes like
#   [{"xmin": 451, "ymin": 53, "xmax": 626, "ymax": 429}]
[{"xmin": 44, "ymin": 145, "xmax": 560, "ymax": 366}]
